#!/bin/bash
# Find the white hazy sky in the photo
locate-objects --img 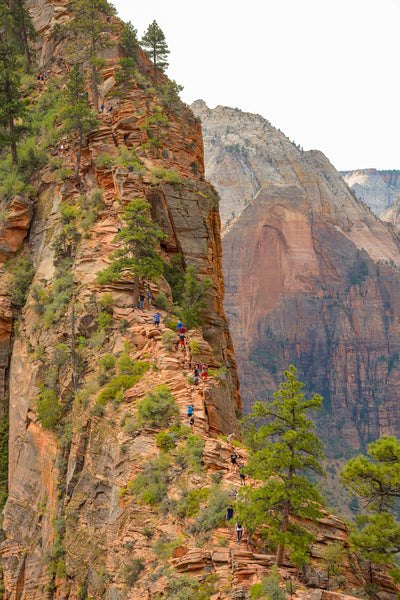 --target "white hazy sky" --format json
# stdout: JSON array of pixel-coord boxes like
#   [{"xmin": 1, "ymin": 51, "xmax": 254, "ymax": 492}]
[{"xmin": 113, "ymin": 0, "xmax": 399, "ymax": 171}]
